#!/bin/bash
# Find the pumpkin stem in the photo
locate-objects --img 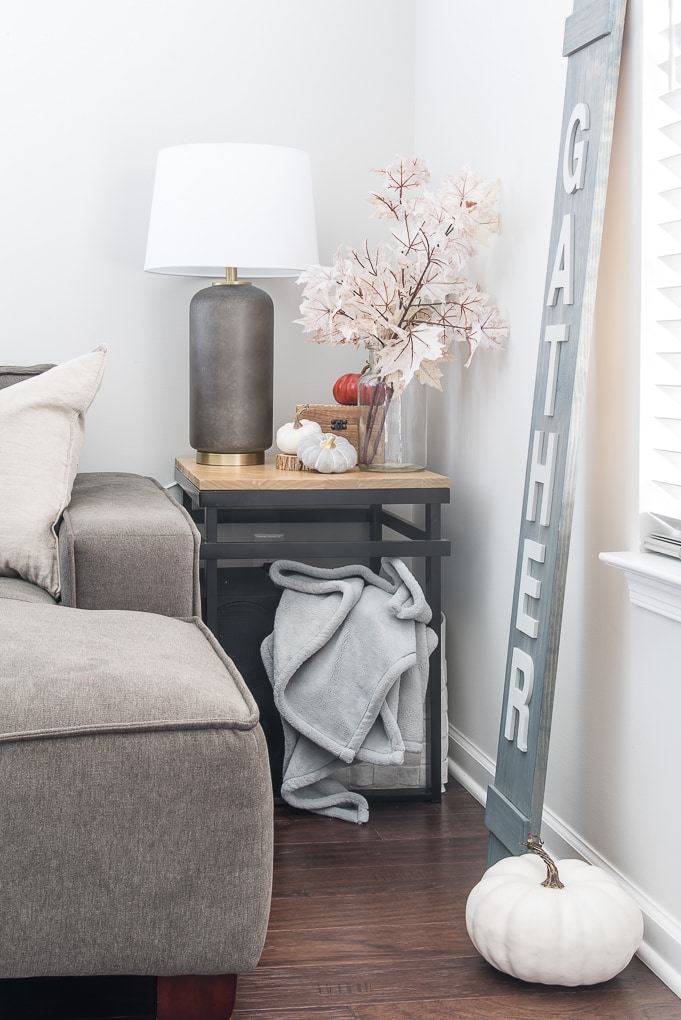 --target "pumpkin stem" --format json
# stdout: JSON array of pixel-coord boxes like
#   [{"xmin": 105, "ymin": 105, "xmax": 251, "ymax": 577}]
[
  {"xmin": 293, "ymin": 404, "xmax": 310, "ymax": 430},
  {"xmin": 320, "ymin": 435, "xmax": 337, "ymax": 450},
  {"xmin": 521, "ymin": 835, "xmax": 565, "ymax": 889}
]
